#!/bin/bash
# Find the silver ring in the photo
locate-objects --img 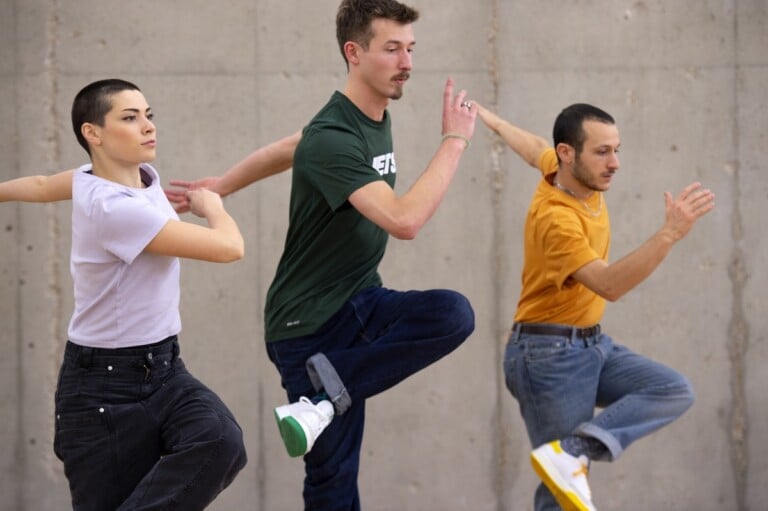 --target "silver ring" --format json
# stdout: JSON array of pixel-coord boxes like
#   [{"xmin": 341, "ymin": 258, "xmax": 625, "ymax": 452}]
[{"xmin": 461, "ymin": 101, "xmax": 472, "ymax": 109}]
